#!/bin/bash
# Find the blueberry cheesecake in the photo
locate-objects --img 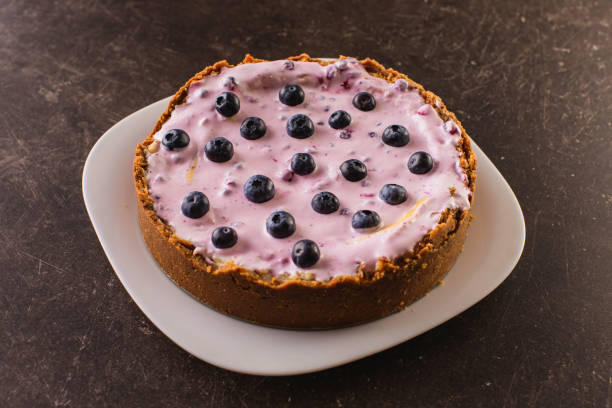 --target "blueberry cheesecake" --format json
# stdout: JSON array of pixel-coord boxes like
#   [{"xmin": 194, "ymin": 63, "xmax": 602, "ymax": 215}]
[{"xmin": 134, "ymin": 54, "xmax": 476, "ymax": 329}]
